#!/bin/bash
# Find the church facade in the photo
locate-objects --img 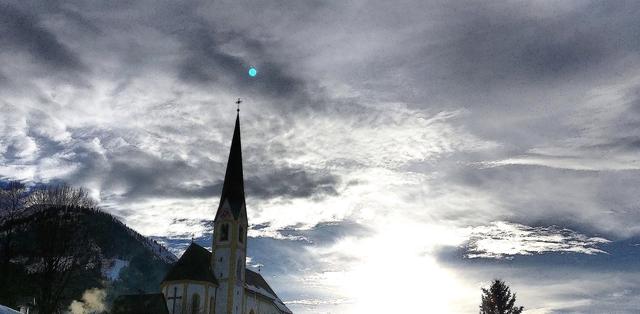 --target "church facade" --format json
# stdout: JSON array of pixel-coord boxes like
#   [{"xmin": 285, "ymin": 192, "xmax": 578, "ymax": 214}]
[{"xmin": 158, "ymin": 113, "xmax": 292, "ymax": 314}]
